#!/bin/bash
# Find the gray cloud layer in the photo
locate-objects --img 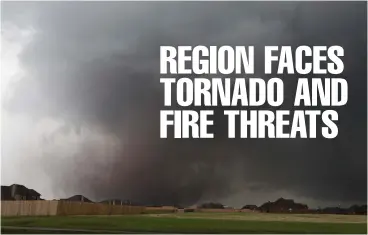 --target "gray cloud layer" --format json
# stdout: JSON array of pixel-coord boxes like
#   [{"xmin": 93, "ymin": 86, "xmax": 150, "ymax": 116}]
[{"xmin": 2, "ymin": 2, "xmax": 367, "ymax": 207}]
